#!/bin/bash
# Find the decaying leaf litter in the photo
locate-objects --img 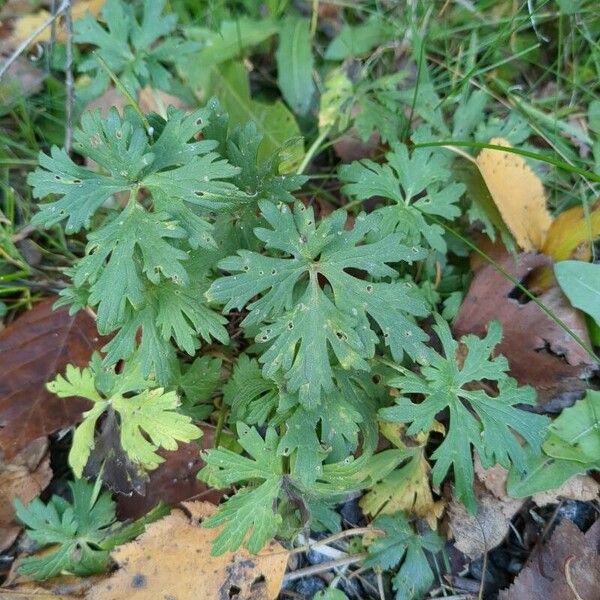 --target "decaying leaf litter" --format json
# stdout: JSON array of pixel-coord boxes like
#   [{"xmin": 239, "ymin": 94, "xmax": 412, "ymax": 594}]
[{"xmin": 1, "ymin": 0, "xmax": 600, "ymax": 599}]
